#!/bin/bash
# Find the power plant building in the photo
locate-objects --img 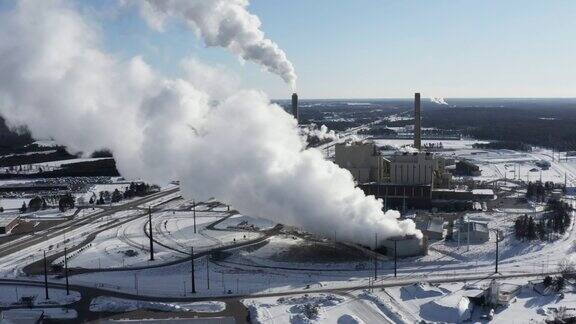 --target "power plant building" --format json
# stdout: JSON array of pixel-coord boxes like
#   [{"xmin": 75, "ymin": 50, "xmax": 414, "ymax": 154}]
[
  {"xmin": 334, "ymin": 141, "xmax": 389, "ymax": 183},
  {"xmin": 389, "ymin": 152, "xmax": 437, "ymax": 185}
]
